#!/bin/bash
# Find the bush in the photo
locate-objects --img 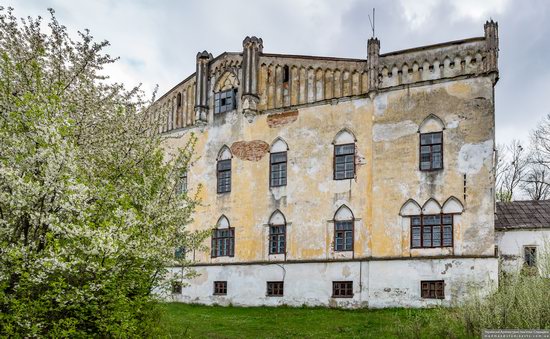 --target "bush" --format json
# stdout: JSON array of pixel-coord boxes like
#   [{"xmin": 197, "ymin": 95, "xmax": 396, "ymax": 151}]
[{"xmin": 0, "ymin": 7, "xmax": 207, "ymax": 337}]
